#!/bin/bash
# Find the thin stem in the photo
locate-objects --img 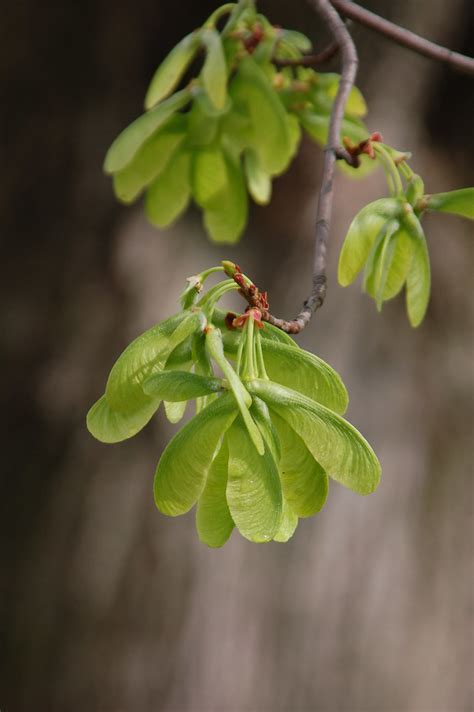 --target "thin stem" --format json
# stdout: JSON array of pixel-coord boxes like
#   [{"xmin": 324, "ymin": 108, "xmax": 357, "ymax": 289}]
[
  {"xmin": 196, "ymin": 280, "xmax": 239, "ymax": 312},
  {"xmin": 180, "ymin": 266, "xmax": 224, "ymax": 309},
  {"xmin": 330, "ymin": 0, "xmax": 474, "ymax": 76},
  {"xmin": 244, "ymin": 317, "xmax": 255, "ymax": 379},
  {"xmin": 255, "ymin": 330, "xmax": 268, "ymax": 380},
  {"xmin": 398, "ymin": 160, "xmax": 414, "ymax": 183},
  {"xmin": 274, "ymin": 39, "xmax": 340, "ymax": 68},
  {"xmin": 235, "ymin": 332, "xmax": 245, "ymax": 376},
  {"xmin": 374, "ymin": 144, "xmax": 404, "ymax": 197},
  {"xmin": 383, "ymin": 170, "xmax": 396, "ymax": 197},
  {"xmin": 205, "ymin": 3, "xmax": 236, "ymax": 28},
  {"xmin": 200, "ymin": 266, "xmax": 225, "ymax": 281},
  {"xmin": 223, "ymin": 0, "xmax": 255, "ymax": 33}
]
